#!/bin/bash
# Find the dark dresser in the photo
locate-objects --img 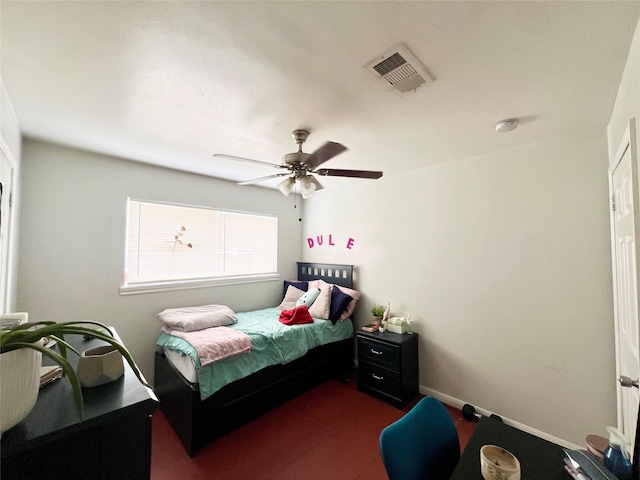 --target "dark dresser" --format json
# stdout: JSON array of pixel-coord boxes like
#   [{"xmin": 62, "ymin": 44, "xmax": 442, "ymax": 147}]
[
  {"xmin": 357, "ymin": 330, "xmax": 418, "ymax": 408},
  {"xmin": 1, "ymin": 331, "xmax": 158, "ymax": 480}
]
